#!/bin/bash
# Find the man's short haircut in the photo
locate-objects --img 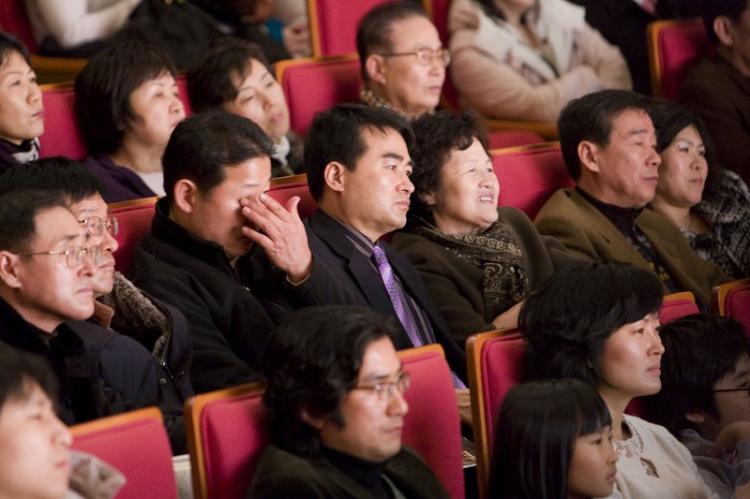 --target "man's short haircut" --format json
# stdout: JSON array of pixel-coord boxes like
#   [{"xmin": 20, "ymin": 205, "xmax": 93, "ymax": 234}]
[
  {"xmin": 0, "ymin": 157, "xmax": 106, "ymax": 204},
  {"xmin": 520, "ymin": 261, "xmax": 663, "ymax": 386},
  {"xmin": 162, "ymin": 109, "xmax": 274, "ymax": 205},
  {"xmin": 647, "ymin": 314, "xmax": 750, "ymax": 436},
  {"xmin": 0, "ymin": 31, "xmax": 31, "ymax": 68},
  {"xmin": 304, "ymin": 103, "xmax": 414, "ymax": 201},
  {"xmin": 356, "ymin": 1, "xmax": 428, "ymax": 82},
  {"xmin": 0, "ymin": 346, "xmax": 58, "ymax": 411},
  {"xmin": 0, "ymin": 190, "xmax": 66, "ymax": 253},
  {"xmin": 700, "ymin": 0, "xmax": 750, "ymax": 44},
  {"xmin": 188, "ymin": 38, "xmax": 273, "ymax": 113},
  {"xmin": 558, "ymin": 90, "xmax": 653, "ymax": 180},
  {"xmin": 75, "ymin": 39, "xmax": 177, "ymax": 155},
  {"xmin": 409, "ymin": 110, "xmax": 489, "ymax": 224},
  {"xmin": 262, "ymin": 305, "xmax": 400, "ymax": 456}
]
